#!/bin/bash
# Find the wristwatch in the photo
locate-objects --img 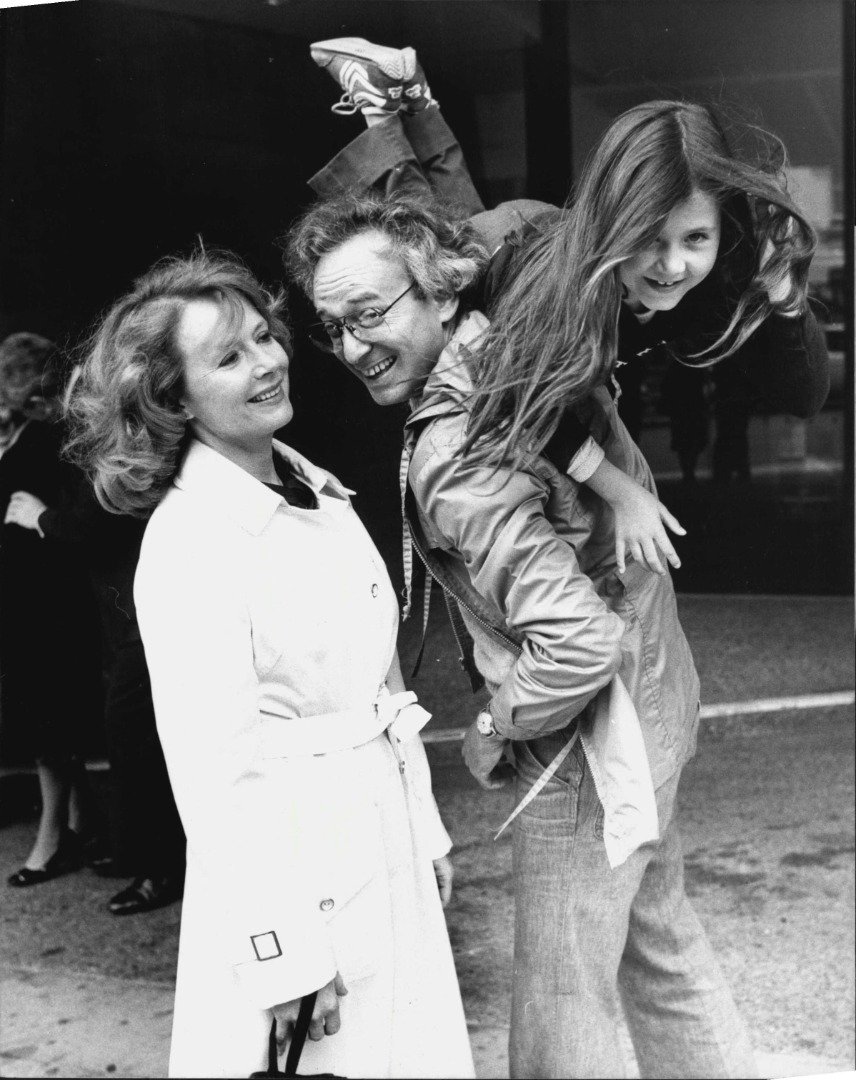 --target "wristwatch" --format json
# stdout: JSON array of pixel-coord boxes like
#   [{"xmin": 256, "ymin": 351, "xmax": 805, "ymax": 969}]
[{"xmin": 476, "ymin": 708, "xmax": 499, "ymax": 739}]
